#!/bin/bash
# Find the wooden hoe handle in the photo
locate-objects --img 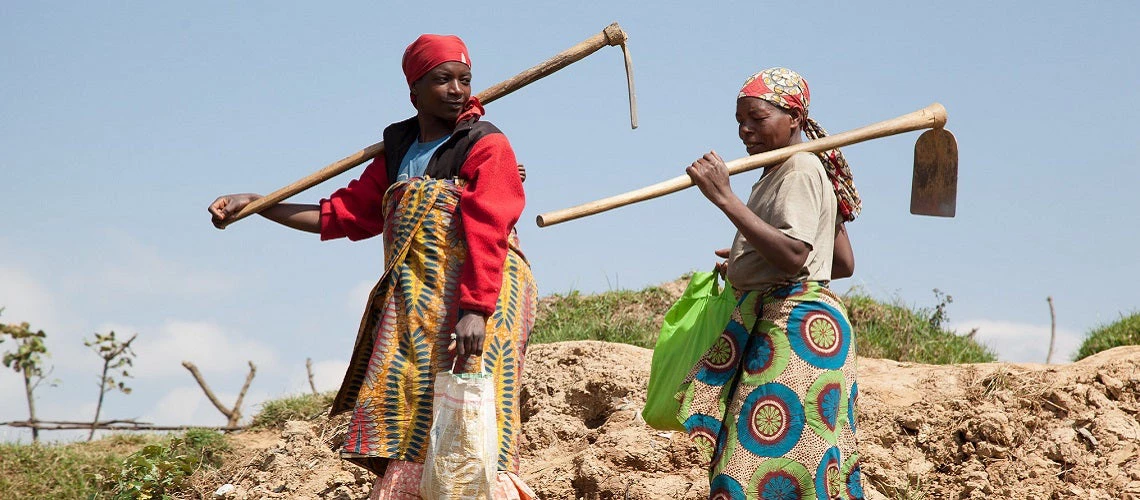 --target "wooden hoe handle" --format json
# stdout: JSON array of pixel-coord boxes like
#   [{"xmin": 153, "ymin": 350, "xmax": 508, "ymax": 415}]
[
  {"xmin": 535, "ymin": 103, "xmax": 948, "ymax": 227},
  {"xmin": 220, "ymin": 23, "xmax": 632, "ymax": 229}
]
